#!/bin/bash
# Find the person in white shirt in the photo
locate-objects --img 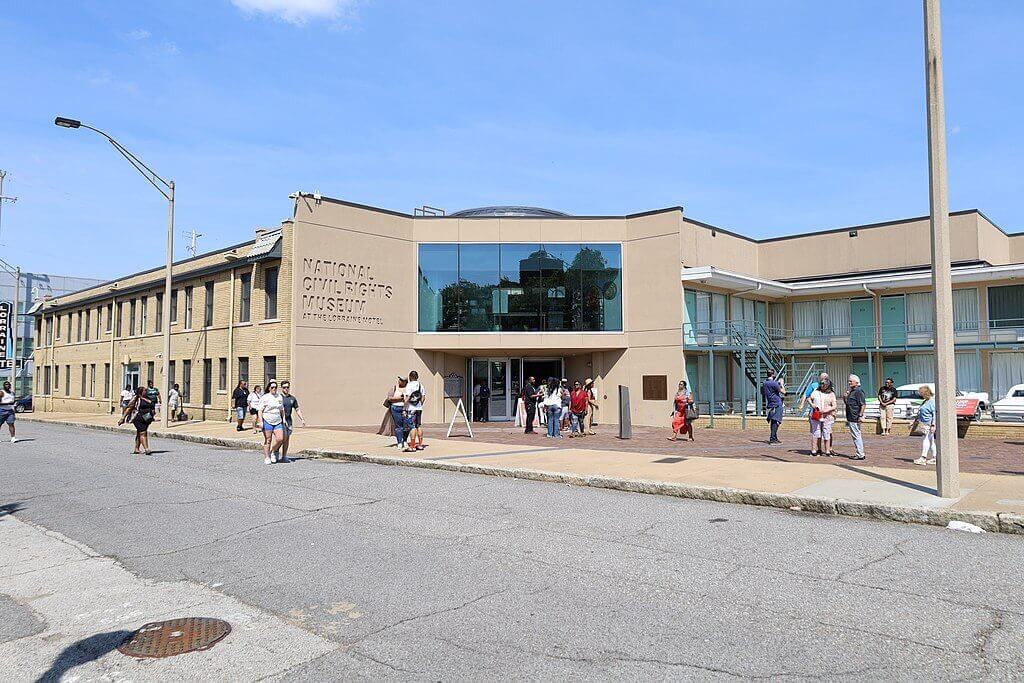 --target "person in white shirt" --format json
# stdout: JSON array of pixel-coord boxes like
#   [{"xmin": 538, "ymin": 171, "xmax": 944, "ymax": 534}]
[
  {"xmin": 257, "ymin": 380, "xmax": 285, "ymax": 464},
  {"xmin": 0, "ymin": 381, "xmax": 17, "ymax": 443},
  {"xmin": 120, "ymin": 385, "xmax": 134, "ymax": 410},
  {"xmin": 403, "ymin": 370, "xmax": 427, "ymax": 452},
  {"xmin": 247, "ymin": 385, "xmax": 263, "ymax": 433},
  {"xmin": 167, "ymin": 384, "xmax": 181, "ymax": 421}
]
